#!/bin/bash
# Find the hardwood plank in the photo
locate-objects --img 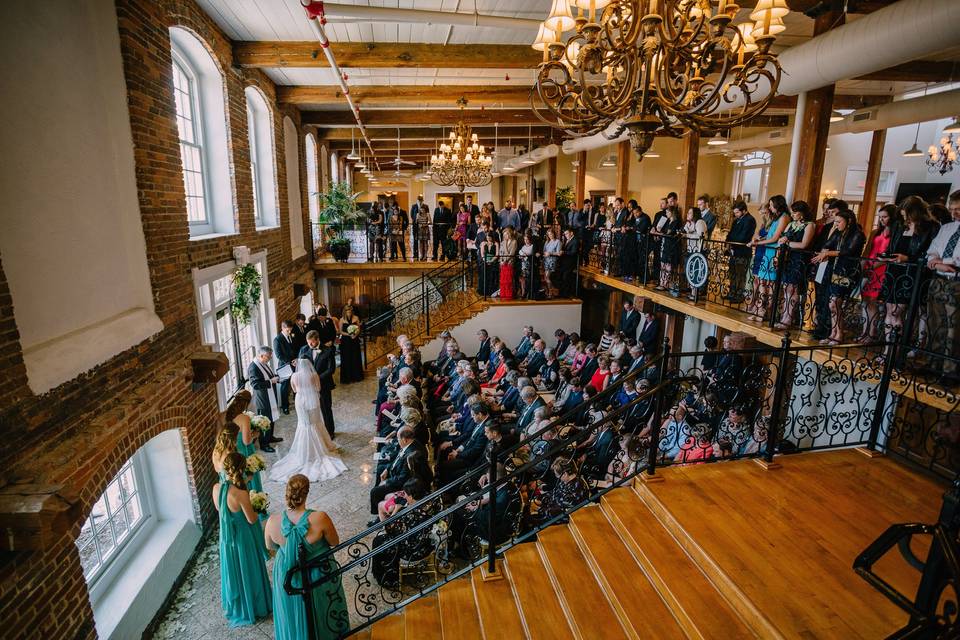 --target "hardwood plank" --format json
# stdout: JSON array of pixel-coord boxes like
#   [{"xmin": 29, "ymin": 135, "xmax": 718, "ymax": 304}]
[
  {"xmin": 567, "ymin": 506, "xmax": 687, "ymax": 640},
  {"xmin": 404, "ymin": 594, "xmax": 442, "ymax": 640},
  {"xmin": 233, "ymin": 42, "xmax": 541, "ymax": 69},
  {"xmin": 504, "ymin": 542, "xmax": 577, "ymax": 640},
  {"xmin": 471, "ymin": 565, "xmax": 527, "ymax": 640},
  {"xmin": 370, "ymin": 611, "xmax": 405, "ymax": 640},
  {"xmin": 303, "ymin": 109, "xmax": 542, "ymax": 127},
  {"xmin": 353, "ymin": 629, "xmax": 372, "ymax": 640},
  {"xmin": 438, "ymin": 575, "xmax": 483, "ymax": 640},
  {"xmin": 637, "ymin": 450, "xmax": 944, "ymax": 640},
  {"xmin": 536, "ymin": 526, "xmax": 629, "ymax": 640},
  {"xmin": 601, "ymin": 488, "xmax": 759, "ymax": 640}
]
